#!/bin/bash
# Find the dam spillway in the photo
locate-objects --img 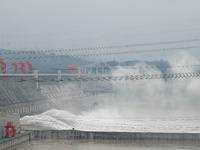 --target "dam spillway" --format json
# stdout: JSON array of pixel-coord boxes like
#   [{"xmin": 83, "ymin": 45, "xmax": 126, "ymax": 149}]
[
  {"xmin": 0, "ymin": 75, "xmax": 200, "ymax": 134},
  {"xmin": 20, "ymin": 108, "xmax": 200, "ymax": 133},
  {"xmin": 0, "ymin": 74, "xmax": 200, "ymax": 150}
]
